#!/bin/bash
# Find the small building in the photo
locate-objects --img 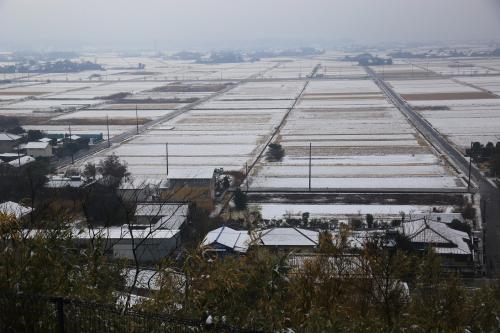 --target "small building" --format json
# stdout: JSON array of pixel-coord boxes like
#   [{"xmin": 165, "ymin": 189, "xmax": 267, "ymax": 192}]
[
  {"xmin": 25, "ymin": 141, "xmax": 52, "ymax": 157},
  {"xmin": 0, "ymin": 132, "xmax": 22, "ymax": 153},
  {"xmin": 134, "ymin": 202, "xmax": 189, "ymax": 227},
  {"xmin": 256, "ymin": 227, "xmax": 319, "ymax": 252},
  {"xmin": 202, "ymin": 226, "xmax": 251, "ymax": 255},
  {"xmin": 54, "ymin": 226, "xmax": 181, "ymax": 263},
  {"xmin": 109, "ymin": 227, "xmax": 181, "ymax": 262},
  {"xmin": 0, "ymin": 201, "xmax": 32, "ymax": 220},
  {"xmin": 160, "ymin": 169, "xmax": 216, "ymax": 211}
]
